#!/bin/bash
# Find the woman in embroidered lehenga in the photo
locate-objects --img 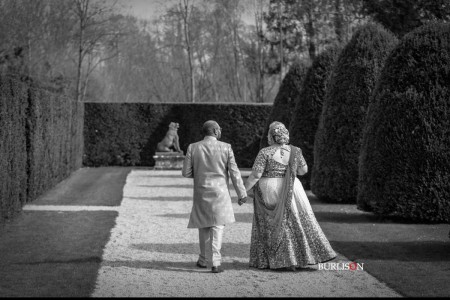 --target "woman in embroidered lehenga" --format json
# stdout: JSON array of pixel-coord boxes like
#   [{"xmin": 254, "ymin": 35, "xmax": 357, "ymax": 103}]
[{"xmin": 240, "ymin": 121, "xmax": 336, "ymax": 270}]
